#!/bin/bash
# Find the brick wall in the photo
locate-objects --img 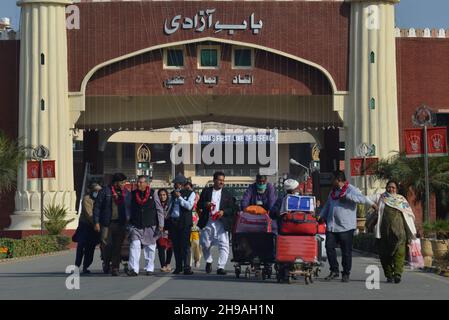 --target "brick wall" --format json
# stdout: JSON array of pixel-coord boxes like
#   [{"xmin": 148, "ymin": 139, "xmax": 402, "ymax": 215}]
[
  {"xmin": 396, "ymin": 38, "xmax": 449, "ymax": 226},
  {"xmin": 86, "ymin": 44, "xmax": 333, "ymax": 96},
  {"xmin": 0, "ymin": 40, "xmax": 20, "ymax": 230},
  {"xmin": 68, "ymin": 1, "xmax": 350, "ymax": 92}
]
